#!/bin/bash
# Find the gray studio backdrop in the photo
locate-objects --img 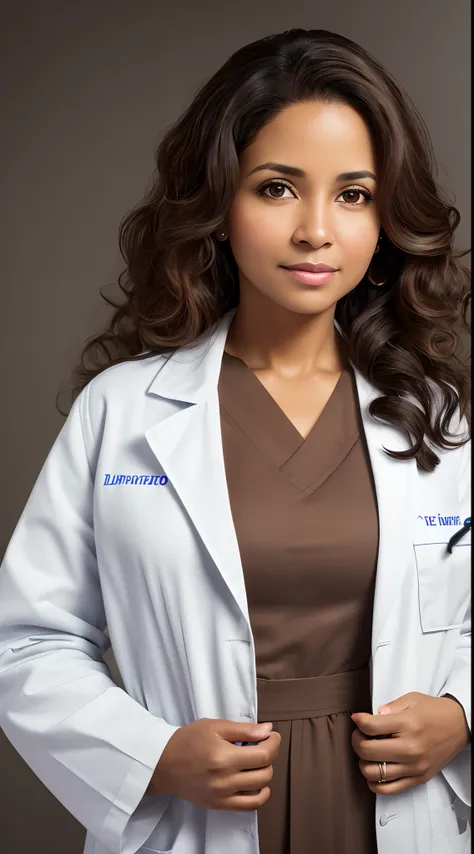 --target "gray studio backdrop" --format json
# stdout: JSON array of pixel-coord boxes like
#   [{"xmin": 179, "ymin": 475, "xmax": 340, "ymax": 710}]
[{"xmin": 0, "ymin": 1, "xmax": 470, "ymax": 852}]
